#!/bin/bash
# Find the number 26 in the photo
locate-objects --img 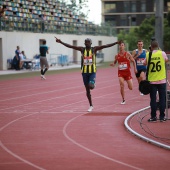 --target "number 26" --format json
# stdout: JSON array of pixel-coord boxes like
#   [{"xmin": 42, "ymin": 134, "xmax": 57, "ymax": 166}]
[{"xmin": 150, "ymin": 61, "xmax": 161, "ymax": 72}]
